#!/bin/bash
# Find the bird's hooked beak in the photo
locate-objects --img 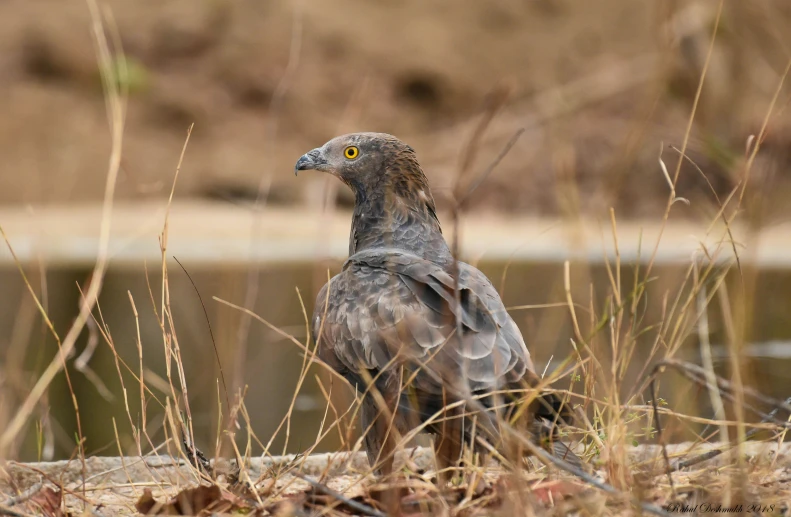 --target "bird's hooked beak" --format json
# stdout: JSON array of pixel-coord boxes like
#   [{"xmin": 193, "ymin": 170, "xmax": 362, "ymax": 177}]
[{"xmin": 294, "ymin": 148, "xmax": 326, "ymax": 176}]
